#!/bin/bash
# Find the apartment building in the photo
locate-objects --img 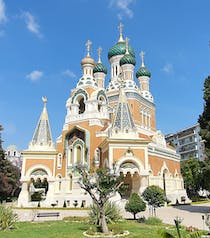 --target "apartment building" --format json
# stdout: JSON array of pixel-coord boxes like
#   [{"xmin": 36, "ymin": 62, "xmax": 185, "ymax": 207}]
[{"xmin": 165, "ymin": 123, "xmax": 205, "ymax": 161}]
